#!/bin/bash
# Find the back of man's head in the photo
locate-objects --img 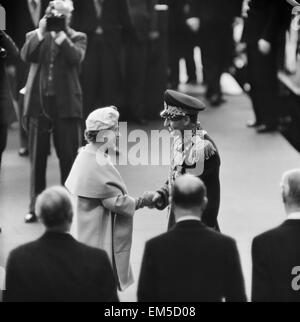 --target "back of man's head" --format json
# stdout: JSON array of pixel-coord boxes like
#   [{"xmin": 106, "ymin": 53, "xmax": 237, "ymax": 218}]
[
  {"xmin": 172, "ymin": 174, "xmax": 207, "ymax": 220},
  {"xmin": 281, "ymin": 169, "xmax": 300, "ymax": 211},
  {"xmin": 35, "ymin": 186, "xmax": 73, "ymax": 232}
]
